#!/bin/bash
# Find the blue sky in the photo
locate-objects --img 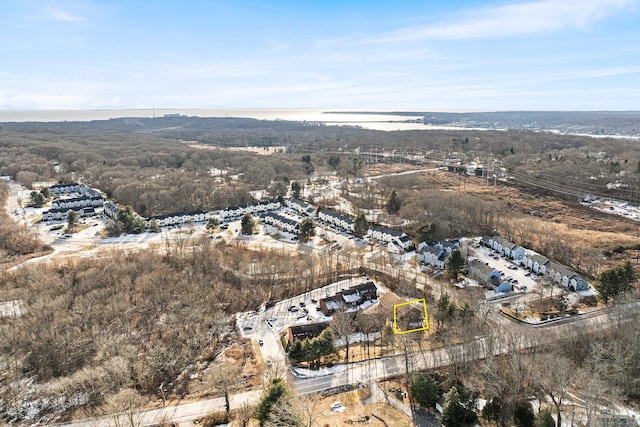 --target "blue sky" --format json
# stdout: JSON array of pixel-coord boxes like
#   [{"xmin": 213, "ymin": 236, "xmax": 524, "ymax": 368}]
[{"xmin": 1, "ymin": 0, "xmax": 639, "ymax": 110}]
